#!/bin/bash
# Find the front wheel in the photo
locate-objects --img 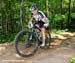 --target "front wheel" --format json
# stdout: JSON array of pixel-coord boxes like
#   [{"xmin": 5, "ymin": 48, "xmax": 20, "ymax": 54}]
[{"xmin": 14, "ymin": 30, "xmax": 39, "ymax": 57}]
